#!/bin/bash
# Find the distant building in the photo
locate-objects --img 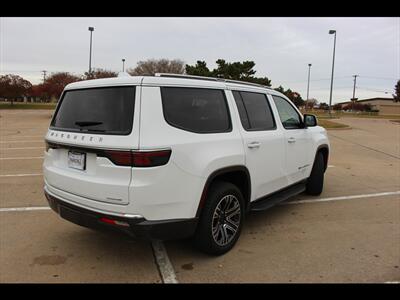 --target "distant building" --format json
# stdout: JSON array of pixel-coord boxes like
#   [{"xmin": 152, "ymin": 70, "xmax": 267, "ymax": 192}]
[{"xmin": 336, "ymin": 97, "xmax": 400, "ymax": 115}]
